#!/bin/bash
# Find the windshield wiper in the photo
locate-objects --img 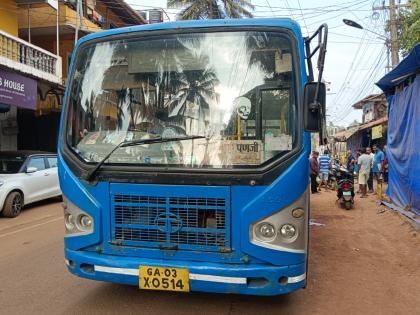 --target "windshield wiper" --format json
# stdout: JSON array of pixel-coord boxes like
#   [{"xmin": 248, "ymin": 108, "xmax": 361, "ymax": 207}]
[{"xmin": 84, "ymin": 135, "xmax": 205, "ymax": 182}]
